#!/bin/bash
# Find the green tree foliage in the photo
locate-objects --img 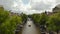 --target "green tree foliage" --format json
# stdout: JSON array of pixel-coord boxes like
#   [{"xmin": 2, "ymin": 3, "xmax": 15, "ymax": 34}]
[
  {"xmin": 47, "ymin": 12, "xmax": 60, "ymax": 33},
  {"xmin": 31, "ymin": 13, "xmax": 48, "ymax": 25},
  {"xmin": 0, "ymin": 15, "xmax": 22, "ymax": 34},
  {"xmin": 39, "ymin": 13, "xmax": 48, "ymax": 25},
  {"xmin": 31, "ymin": 14, "xmax": 41, "ymax": 24},
  {"xmin": 0, "ymin": 11, "xmax": 9, "ymax": 24},
  {"xmin": 21, "ymin": 13, "xmax": 27, "ymax": 22},
  {"xmin": 0, "ymin": 7, "xmax": 23, "ymax": 34},
  {"xmin": 0, "ymin": 7, "xmax": 9, "ymax": 24}
]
